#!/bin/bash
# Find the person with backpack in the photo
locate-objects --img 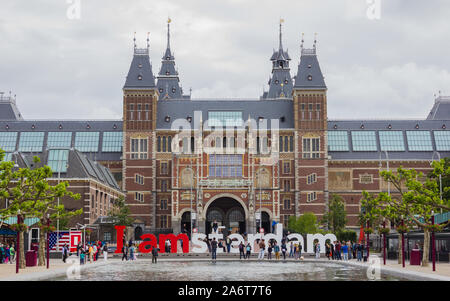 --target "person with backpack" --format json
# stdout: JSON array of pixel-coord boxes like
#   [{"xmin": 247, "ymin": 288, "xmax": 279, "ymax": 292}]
[
  {"xmin": 245, "ymin": 243, "xmax": 251, "ymax": 259},
  {"xmin": 226, "ymin": 237, "xmax": 232, "ymax": 253},
  {"xmin": 239, "ymin": 241, "xmax": 245, "ymax": 259},
  {"xmin": 274, "ymin": 242, "xmax": 280, "ymax": 260},
  {"xmin": 62, "ymin": 244, "xmax": 69, "ymax": 263},
  {"xmin": 103, "ymin": 243, "xmax": 108, "ymax": 261}
]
